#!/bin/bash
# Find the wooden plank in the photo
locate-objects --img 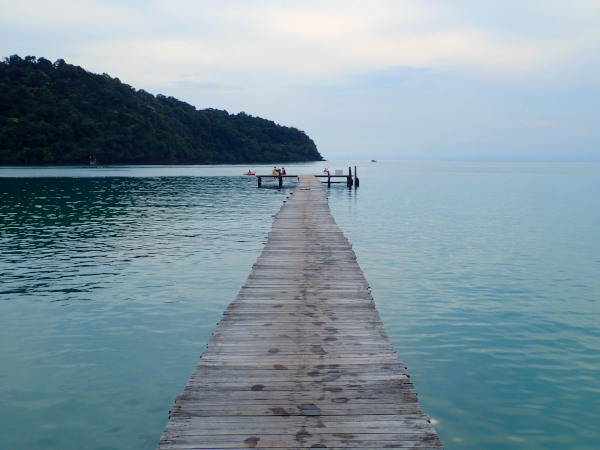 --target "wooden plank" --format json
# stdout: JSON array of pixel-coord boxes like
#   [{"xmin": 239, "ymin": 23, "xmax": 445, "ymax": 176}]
[
  {"xmin": 162, "ymin": 414, "xmax": 436, "ymax": 432},
  {"xmin": 159, "ymin": 436, "xmax": 441, "ymax": 450},
  {"xmin": 157, "ymin": 175, "xmax": 443, "ymax": 449}
]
